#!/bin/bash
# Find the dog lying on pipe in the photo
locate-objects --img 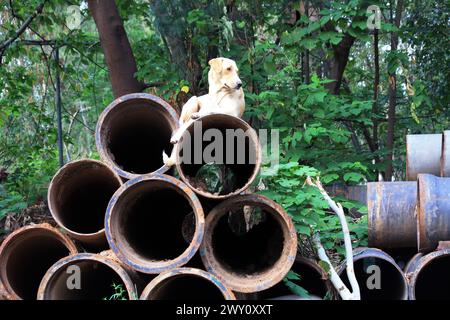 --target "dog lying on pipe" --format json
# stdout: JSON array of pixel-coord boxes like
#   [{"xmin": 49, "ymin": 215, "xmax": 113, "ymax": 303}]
[{"xmin": 163, "ymin": 57, "xmax": 245, "ymax": 166}]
